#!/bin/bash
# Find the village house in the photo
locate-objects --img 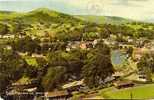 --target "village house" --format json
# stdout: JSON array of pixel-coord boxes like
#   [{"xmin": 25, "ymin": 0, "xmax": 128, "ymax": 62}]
[
  {"xmin": 128, "ymin": 38, "xmax": 134, "ymax": 43},
  {"xmin": 2, "ymin": 34, "xmax": 15, "ymax": 39},
  {"xmin": 66, "ymin": 47, "xmax": 71, "ymax": 52},
  {"xmin": 7, "ymin": 78, "xmax": 39, "ymax": 93},
  {"xmin": 4, "ymin": 45, "xmax": 12, "ymax": 50},
  {"xmin": 5, "ymin": 78, "xmax": 40, "ymax": 100},
  {"xmin": 66, "ymin": 41, "xmax": 94, "ymax": 51},
  {"xmin": 144, "ymin": 40, "xmax": 154, "ymax": 50},
  {"xmin": 6, "ymin": 92, "xmax": 34, "ymax": 100},
  {"xmin": 31, "ymin": 53, "xmax": 45, "ymax": 58},
  {"xmin": 100, "ymin": 72, "xmax": 123, "ymax": 85},
  {"xmin": 118, "ymin": 44, "xmax": 134, "ymax": 50},
  {"xmin": 103, "ymin": 39, "xmax": 117, "ymax": 47},
  {"xmin": 103, "ymin": 76, "xmax": 115, "ymax": 84},
  {"xmin": 79, "ymin": 42, "xmax": 87, "ymax": 49},
  {"xmin": 92, "ymin": 39, "xmax": 98, "ymax": 47},
  {"xmin": 0, "ymin": 35, "xmax": 2, "ymax": 38},
  {"xmin": 23, "ymin": 87, "xmax": 37, "ymax": 93},
  {"xmin": 110, "ymin": 34, "xmax": 116, "ymax": 39},
  {"xmin": 62, "ymin": 79, "xmax": 85, "ymax": 92},
  {"xmin": 114, "ymin": 81, "xmax": 135, "ymax": 89},
  {"xmin": 17, "ymin": 52, "xmax": 28, "ymax": 56},
  {"xmin": 112, "ymin": 72, "xmax": 124, "ymax": 79},
  {"xmin": 132, "ymin": 47, "xmax": 154, "ymax": 60},
  {"xmin": 137, "ymin": 69, "xmax": 149, "ymax": 82}
]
